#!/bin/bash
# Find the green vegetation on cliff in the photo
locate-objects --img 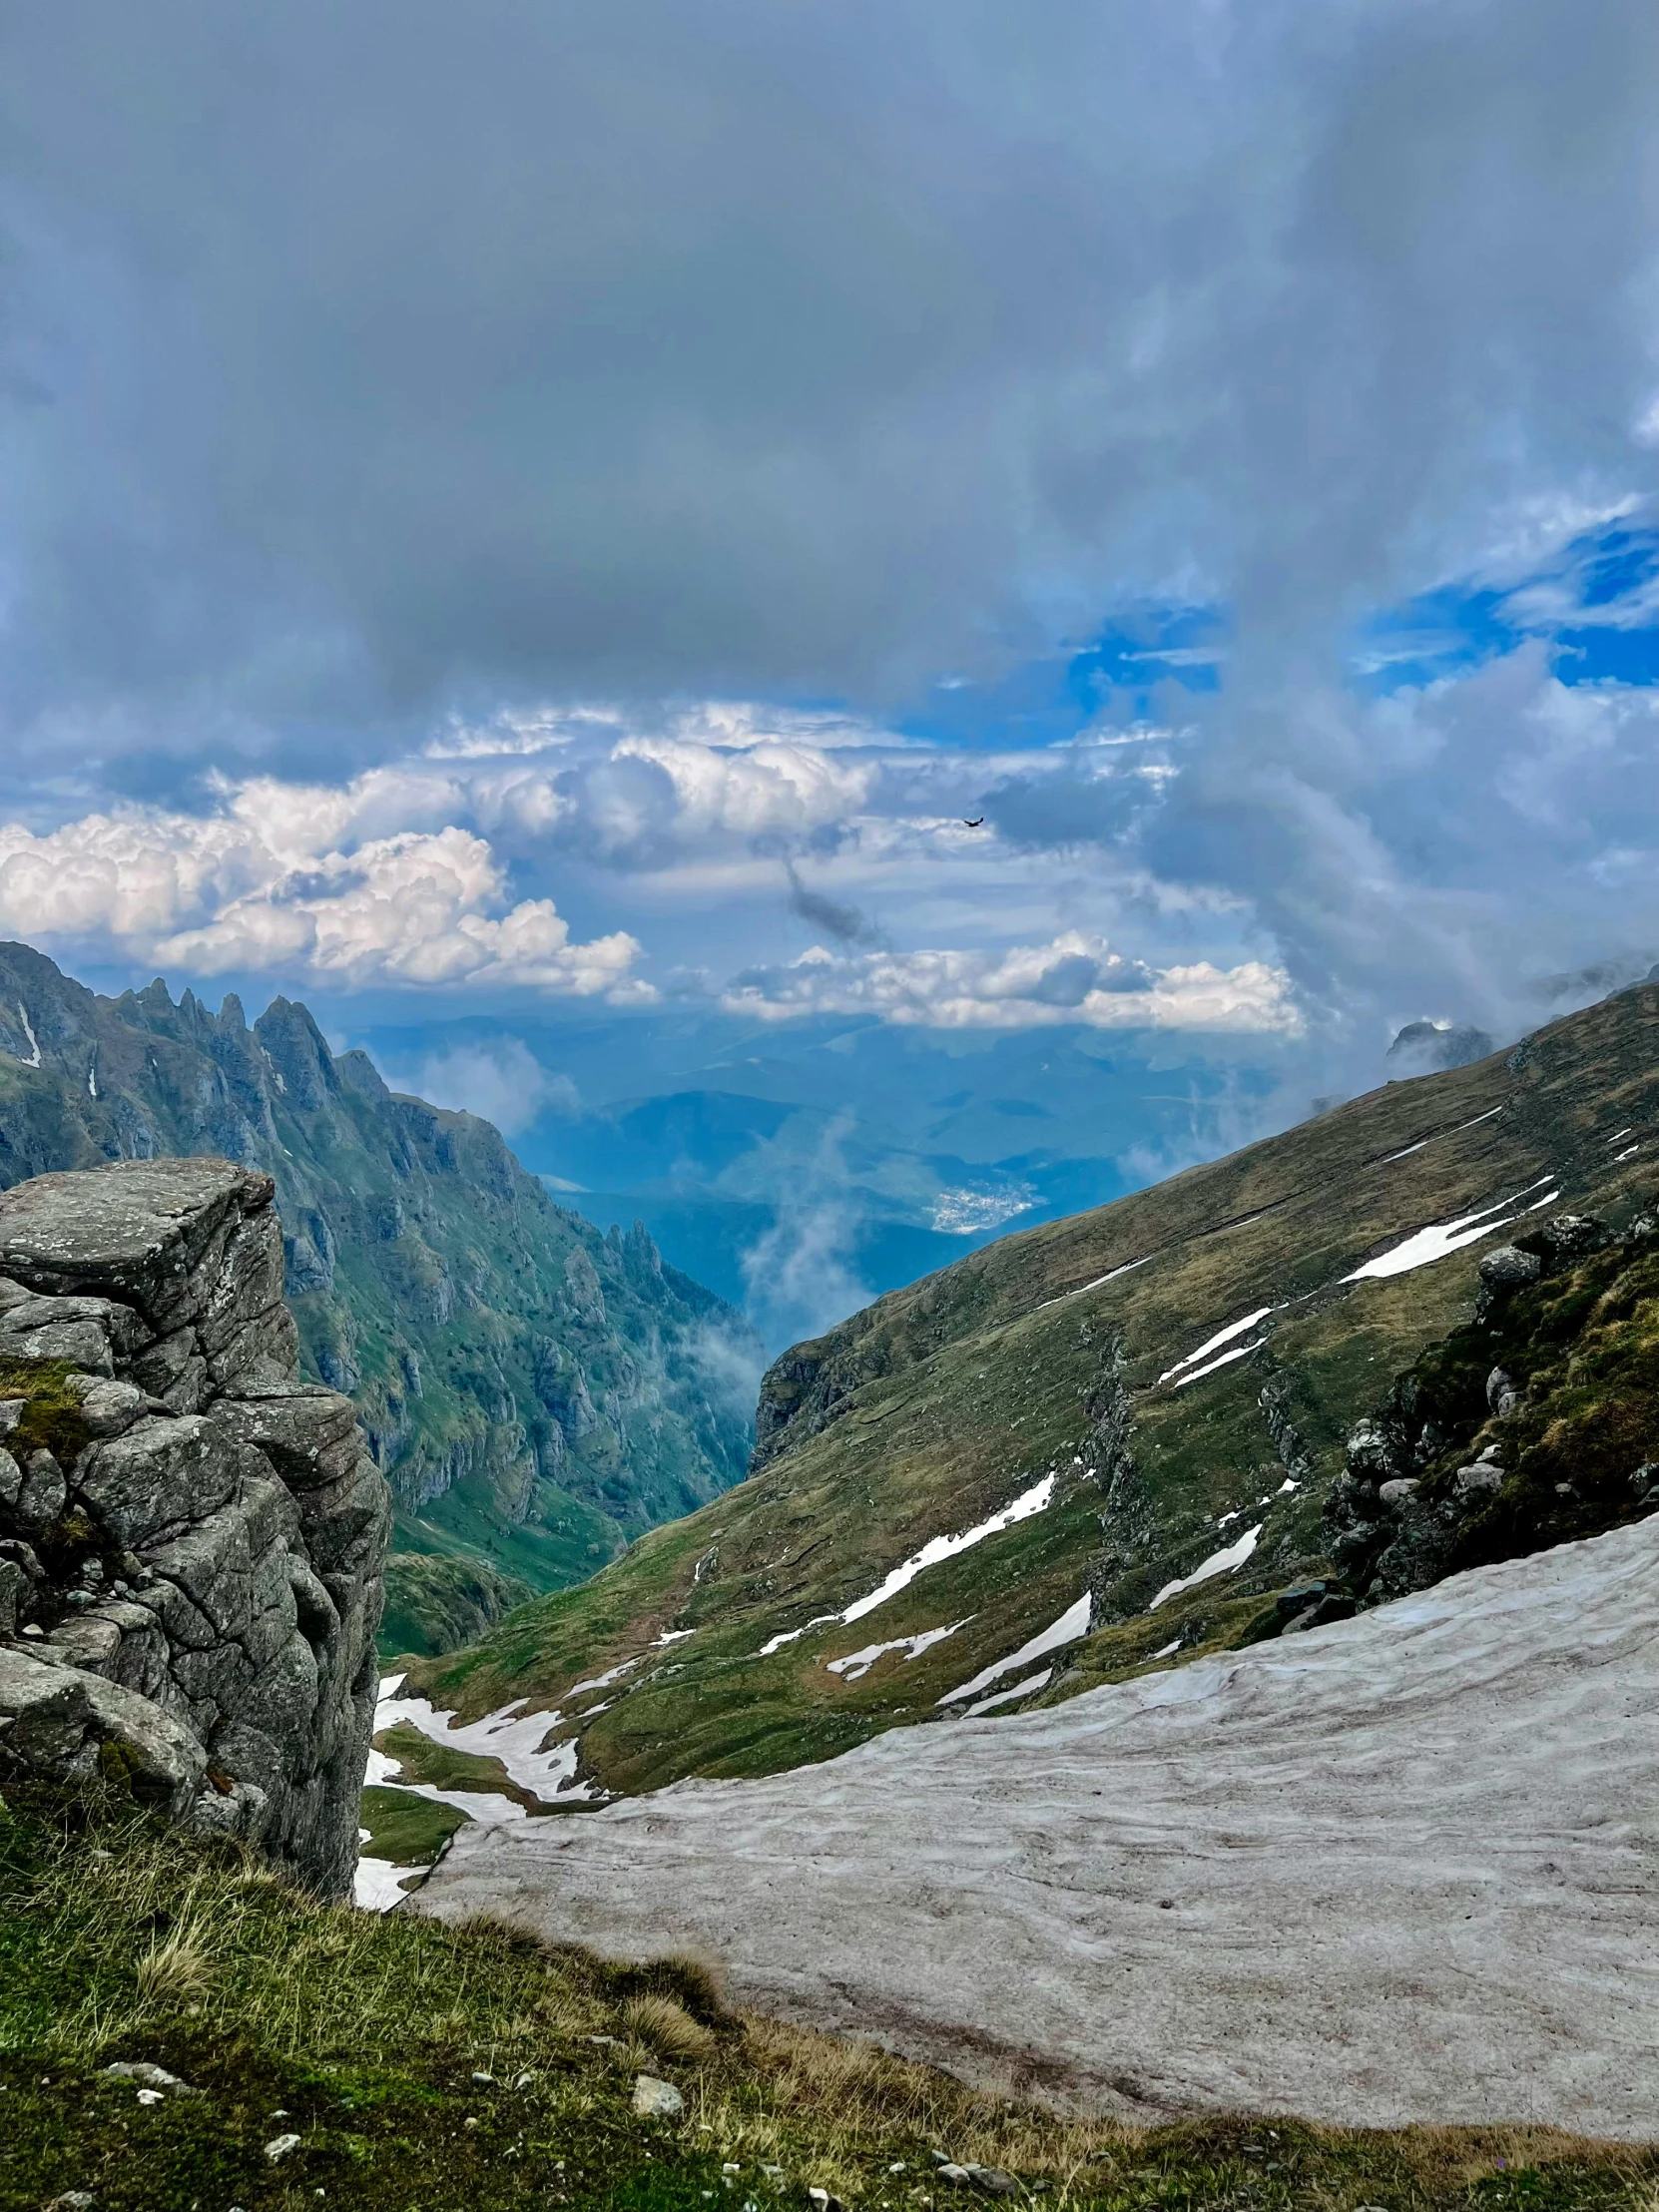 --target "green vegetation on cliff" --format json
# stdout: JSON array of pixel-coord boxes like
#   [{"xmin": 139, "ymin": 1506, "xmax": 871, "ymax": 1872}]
[
  {"xmin": 0, "ymin": 1792, "xmax": 1648, "ymax": 2212},
  {"xmin": 0, "ymin": 941, "xmax": 761, "ymax": 1622},
  {"xmin": 410, "ymin": 984, "xmax": 1659, "ymax": 1797}
]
